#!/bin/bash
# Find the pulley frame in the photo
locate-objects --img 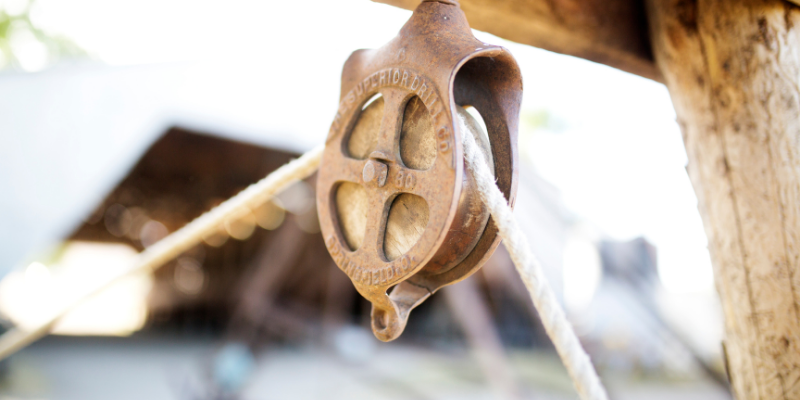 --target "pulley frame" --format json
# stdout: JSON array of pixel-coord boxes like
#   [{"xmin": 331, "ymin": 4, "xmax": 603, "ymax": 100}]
[{"xmin": 317, "ymin": 0, "xmax": 522, "ymax": 341}]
